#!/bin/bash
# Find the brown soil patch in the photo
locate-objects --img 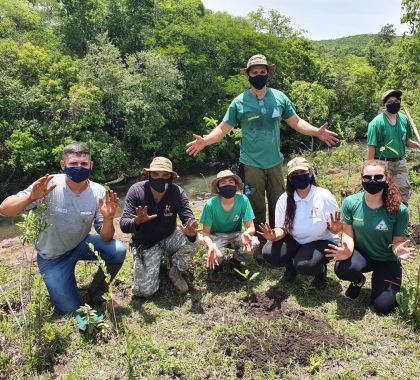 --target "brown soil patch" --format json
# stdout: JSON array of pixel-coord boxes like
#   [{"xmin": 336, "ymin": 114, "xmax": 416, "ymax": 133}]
[
  {"xmin": 221, "ymin": 287, "xmax": 343, "ymax": 377},
  {"xmin": 410, "ymin": 223, "xmax": 420, "ymax": 246},
  {"xmin": 241, "ymin": 287, "xmax": 288, "ymax": 320}
]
